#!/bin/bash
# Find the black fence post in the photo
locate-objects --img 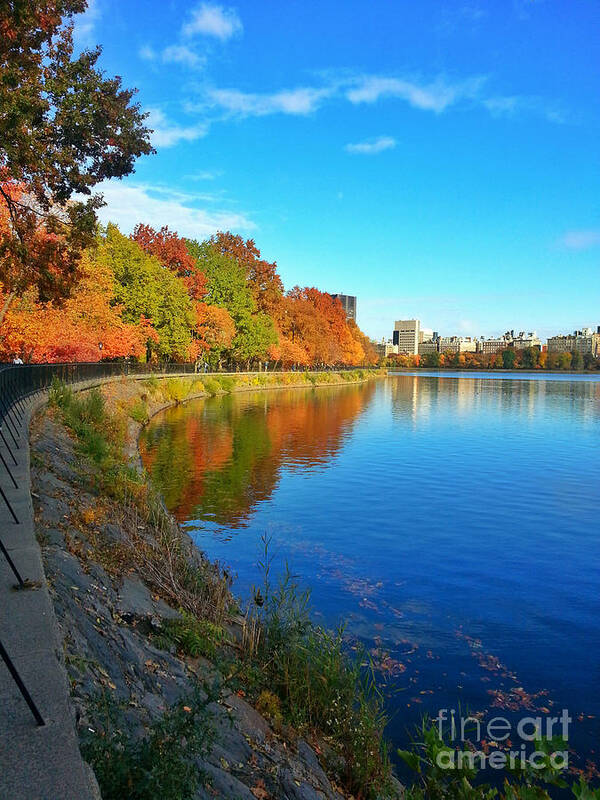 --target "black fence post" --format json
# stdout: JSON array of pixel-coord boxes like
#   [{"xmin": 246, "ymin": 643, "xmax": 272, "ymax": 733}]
[{"xmin": 0, "ymin": 638, "xmax": 44, "ymax": 726}]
